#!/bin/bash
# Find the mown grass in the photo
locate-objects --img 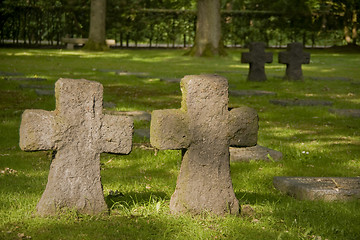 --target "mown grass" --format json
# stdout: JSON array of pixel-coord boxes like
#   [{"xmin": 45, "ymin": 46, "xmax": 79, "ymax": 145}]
[{"xmin": 0, "ymin": 48, "xmax": 359, "ymax": 240}]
